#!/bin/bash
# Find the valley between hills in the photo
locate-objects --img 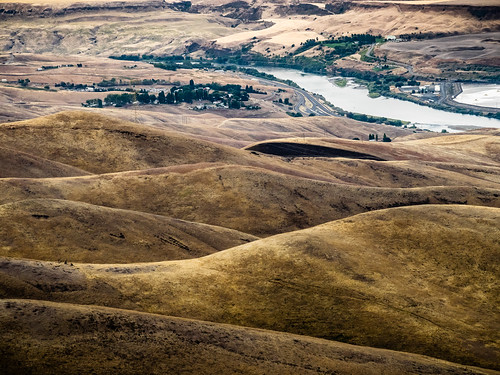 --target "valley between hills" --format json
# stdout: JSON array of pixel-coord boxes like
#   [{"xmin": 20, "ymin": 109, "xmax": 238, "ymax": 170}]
[{"xmin": 0, "ymin": 0, "xmax": 499, "ymax": 374}]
